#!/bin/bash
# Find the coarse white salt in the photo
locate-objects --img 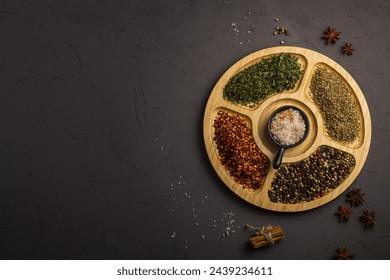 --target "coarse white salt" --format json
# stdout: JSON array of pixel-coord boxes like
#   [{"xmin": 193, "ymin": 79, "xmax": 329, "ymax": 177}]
[{"xmin": 270, "ymin": 108, "xmax": 306, "ymax": 146}]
